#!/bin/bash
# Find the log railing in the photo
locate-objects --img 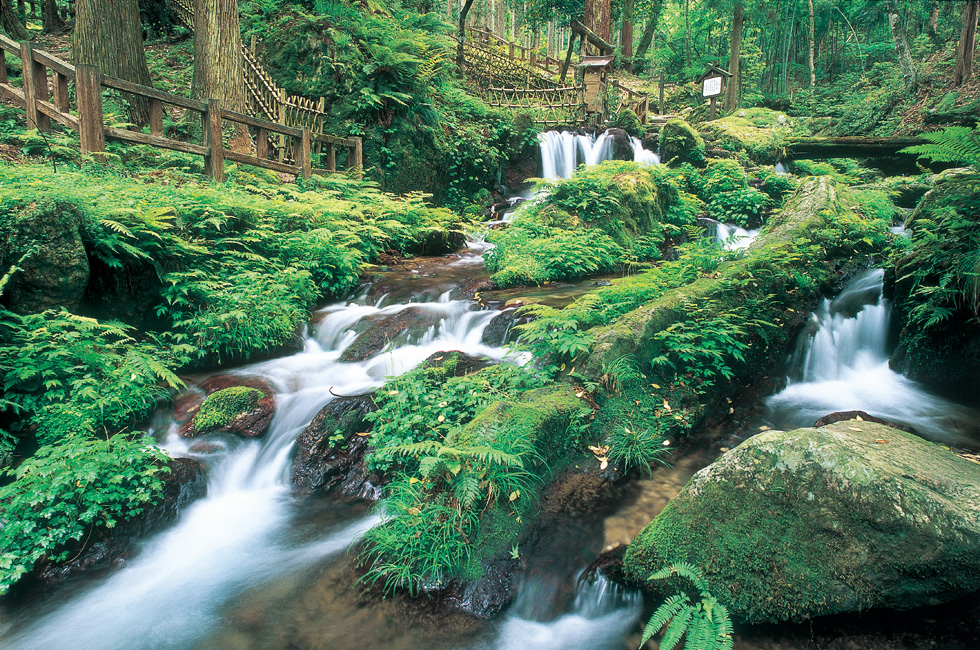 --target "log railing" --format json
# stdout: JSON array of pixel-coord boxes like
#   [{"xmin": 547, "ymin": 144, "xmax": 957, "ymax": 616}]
[
  {"xmin": 0, "ymin": 34, "xmax": 362, "ymax": 180},
  {"xmin": 610, "ymin": 78, "xmax": 649, "ymax": 123}
]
